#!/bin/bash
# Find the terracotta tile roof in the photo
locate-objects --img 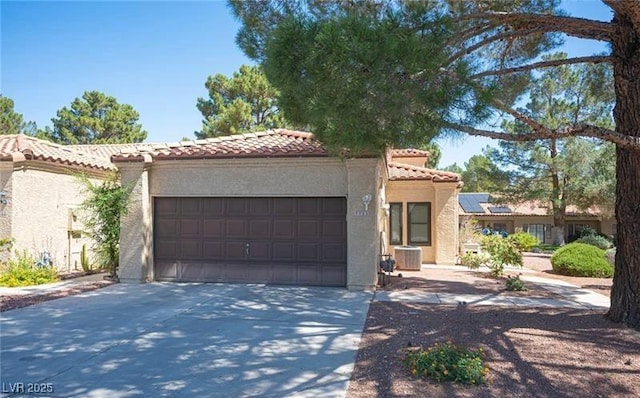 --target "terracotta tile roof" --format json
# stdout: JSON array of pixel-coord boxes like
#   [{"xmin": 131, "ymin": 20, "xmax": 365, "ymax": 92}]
[
  {"xmin": 111, "ymin": 129, "xmax": 329, "ymax": 162},
  {"xmin": 388, "ymin": 162, "xmax": 461, "ymax": 182},
  {"xmin": 0, "ymin": 134, "xmax": 114, "ymax": 171},
  {"xmin": 70, "ymin": 143, "xmax": 151, "ymax": 159},
  {"xmin": 390, "ymin": 148, "xmax": 431, "ymax": 158}
]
